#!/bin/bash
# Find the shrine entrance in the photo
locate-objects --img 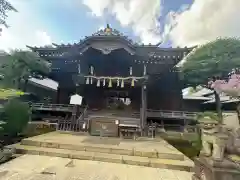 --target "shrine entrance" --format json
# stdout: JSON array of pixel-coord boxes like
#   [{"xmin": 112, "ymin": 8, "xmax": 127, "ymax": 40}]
[{"xmin": 104, "ymin": 90, "xmax": 132, "ymax": 111}]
